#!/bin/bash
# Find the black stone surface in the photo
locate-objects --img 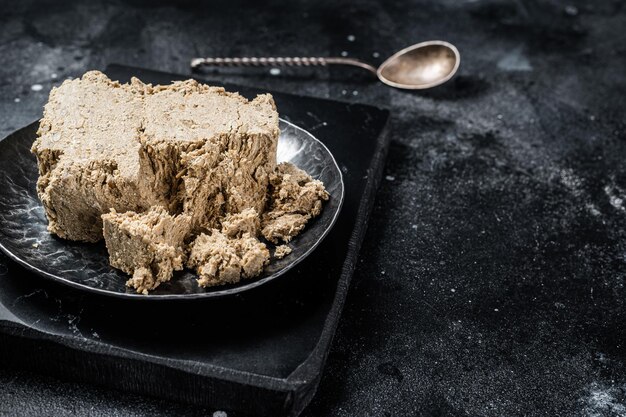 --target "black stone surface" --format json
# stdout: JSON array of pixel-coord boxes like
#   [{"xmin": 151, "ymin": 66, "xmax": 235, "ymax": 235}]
[{"xmin": 2, "ymin": 0, "xmax": 626, "ymax": 416}]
